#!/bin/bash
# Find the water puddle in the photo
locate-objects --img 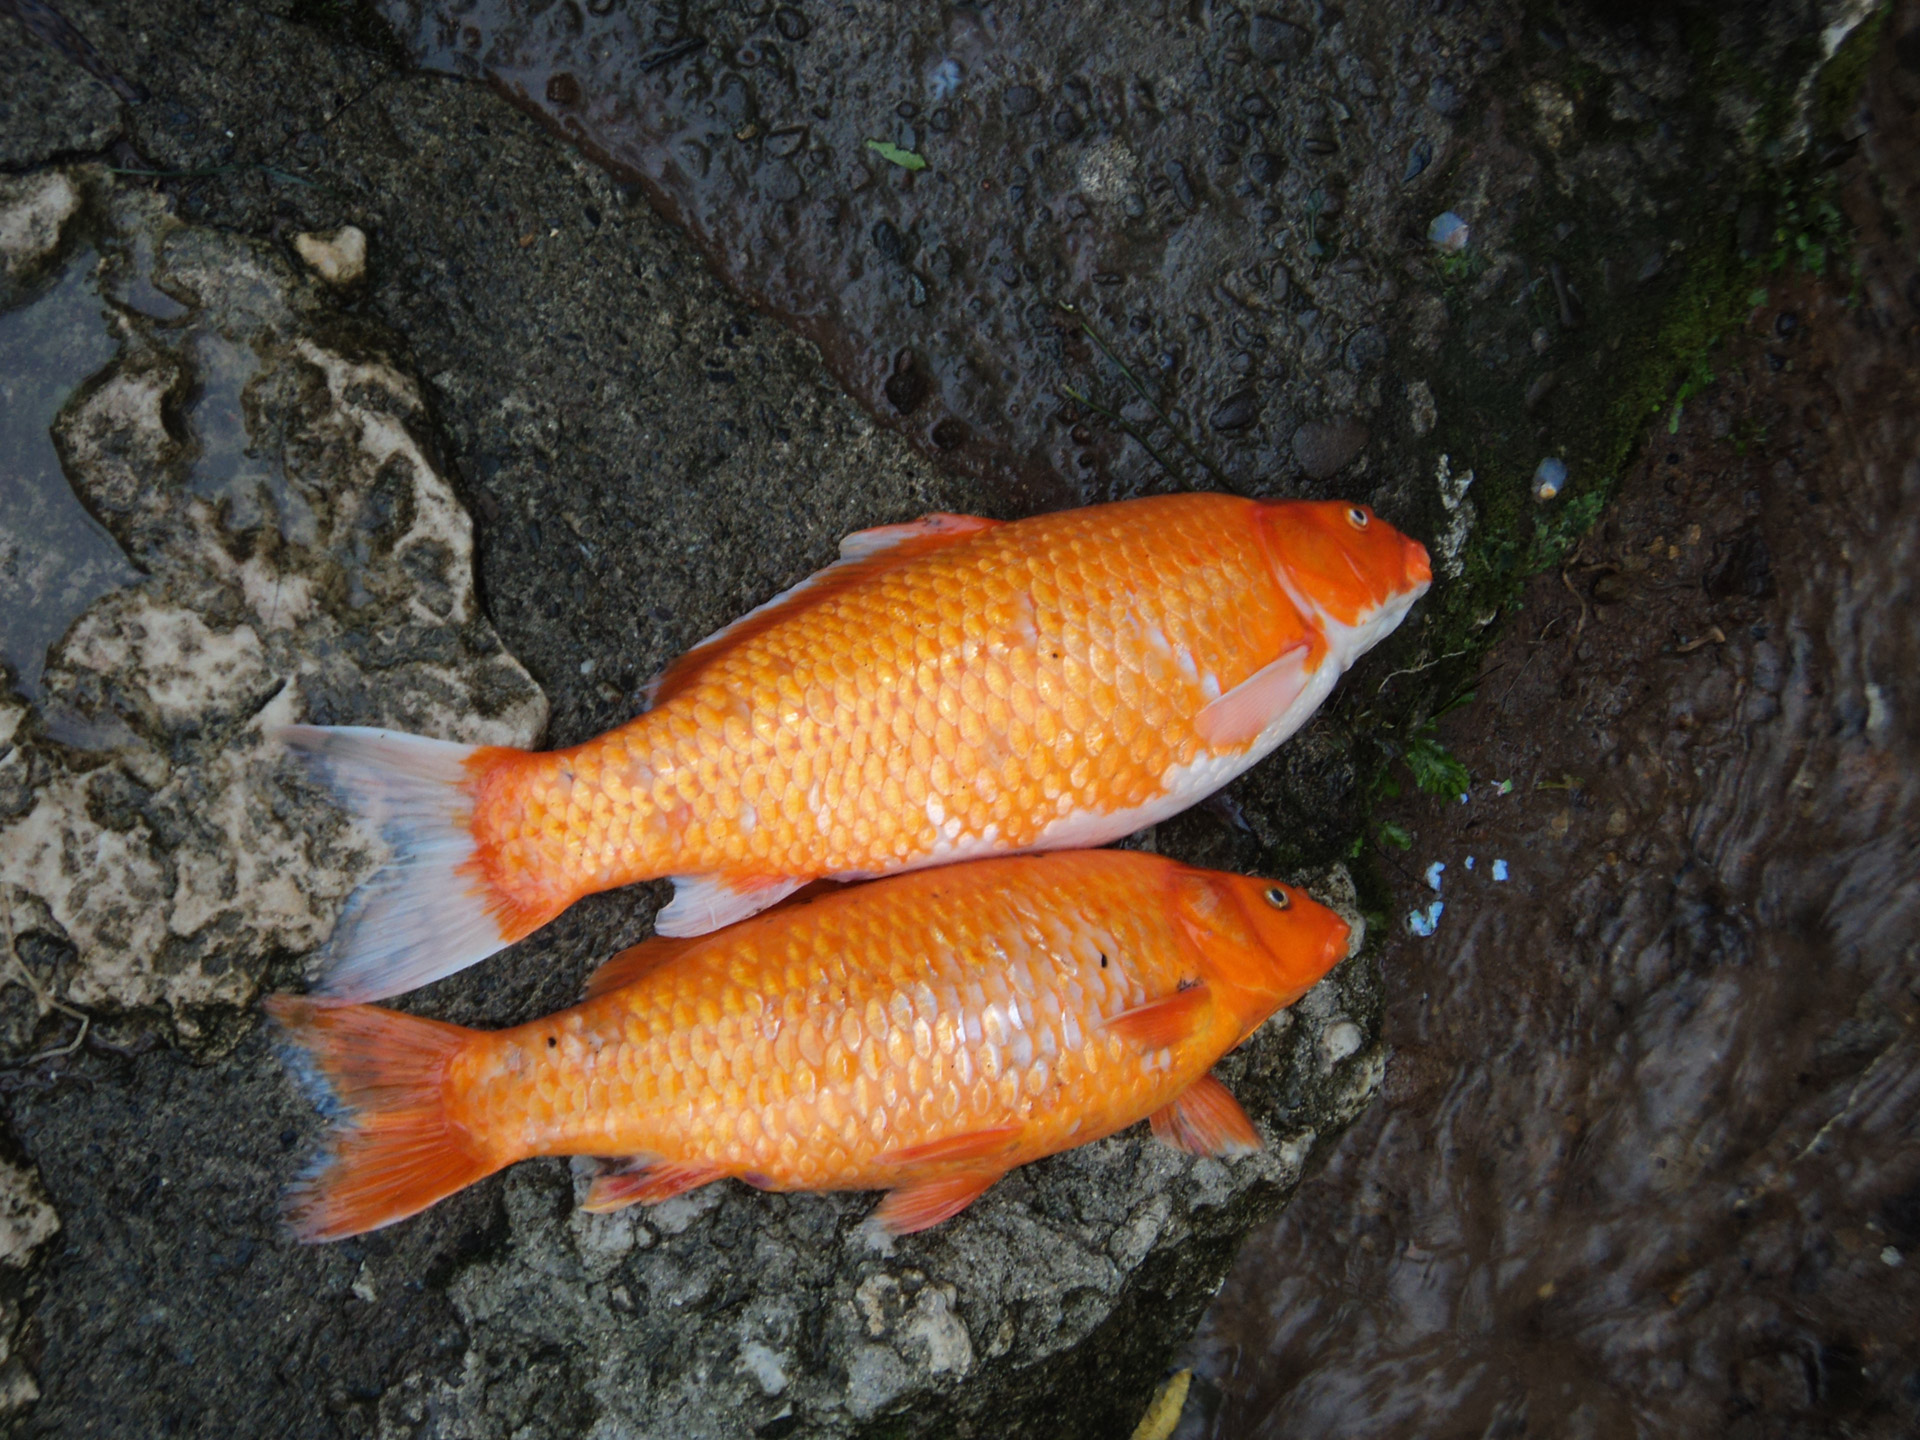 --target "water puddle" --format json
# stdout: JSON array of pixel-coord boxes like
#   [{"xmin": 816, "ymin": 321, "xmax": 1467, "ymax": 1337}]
[
  {"xmin": 0, "ymin": 250, "xmax": 140, "ymax": 697},
  {"xmin": 1183, "ymin": 96, "xmax": 1920, "ymax": 1439}
]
